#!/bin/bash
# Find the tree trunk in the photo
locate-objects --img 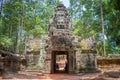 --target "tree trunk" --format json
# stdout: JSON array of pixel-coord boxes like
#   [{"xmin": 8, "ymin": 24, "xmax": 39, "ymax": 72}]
[
  {"xmin": 20, "ymin": 1, "xmax": 24, "ymax": 40},
  {"xmin": 0, "ymin": 0, "xmax": 3, "ymax": 18},
  {"xmin": 24, "ymin": 35, "xmax": 27, "ymax": 56},
  {"xmin": 34, "ymin": 1, "xmax": 37, "ymax": 36},
  {"xmin": 16, "ymin": 20, "xmax": 21, "ymax": 53},
  {"xmin": 9, "ymin": 23, "xmax": 13, "ymax": 51},
  {"xmin": 100, "ymin": 0, "xmax": 106, "ymax": 56},
  {"xmin": 16, "ymin": 0, "xmax": 25, "ymax": 54},
  {"xmin": 9, "ymin": 23, "xmax": 12, "ymax": 38},
  {"xmin": 19, "ymin": 0, "xmax": 25, "ymax": 54}
]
